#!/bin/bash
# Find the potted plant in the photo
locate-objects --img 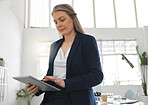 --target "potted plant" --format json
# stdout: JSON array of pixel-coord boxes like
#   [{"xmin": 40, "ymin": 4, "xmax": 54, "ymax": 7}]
[
  {"xmin": 136, "ymin": 45, "xmax": 147, "ymax": 96},
  {"xmin": 0, "ymin": 57, "xmax": 5, "ymax": 67},
  {"xmin": 16, "ymin": 87, "xmax": 35, "ymax": 105}
]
